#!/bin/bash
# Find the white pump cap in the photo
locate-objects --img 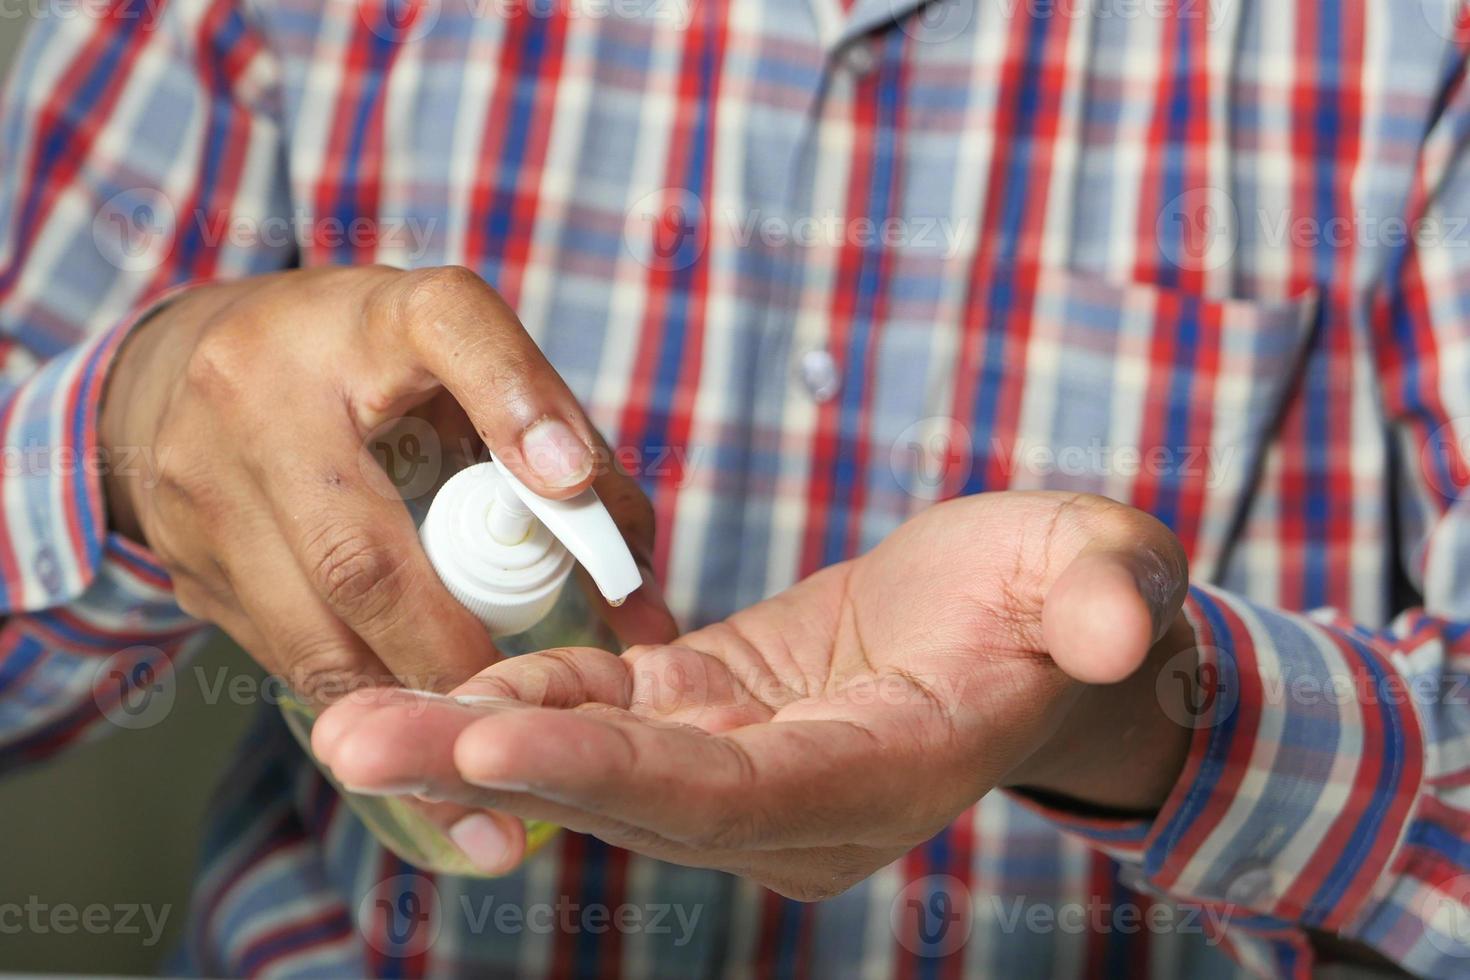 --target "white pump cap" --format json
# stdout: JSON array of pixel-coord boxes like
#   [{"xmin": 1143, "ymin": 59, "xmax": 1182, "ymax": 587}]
[{"xmin": 420, "ymin": 458, "xmax": 642, "ymax": 637}]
